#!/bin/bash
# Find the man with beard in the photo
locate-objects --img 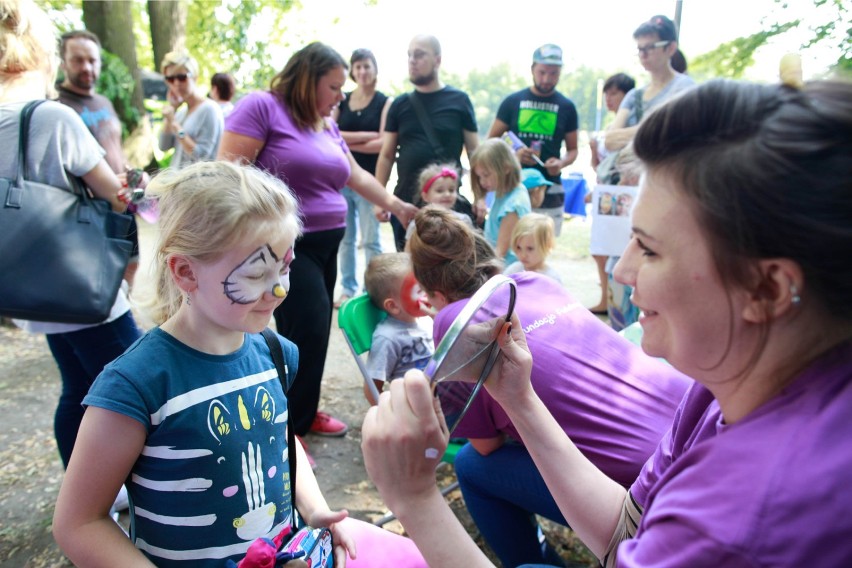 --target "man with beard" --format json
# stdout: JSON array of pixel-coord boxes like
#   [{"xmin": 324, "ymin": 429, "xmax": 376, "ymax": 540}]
[
  {"xmin": 375, "ymin": 34, "xmax": 480, "ymax": 251},
  {"xmin": 57, "ymin": 30, "xmax": 140, "ymax": 283},
  {"xmin": 488, "ymin": 44, "xmax": 578, "ymax": 236}
]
